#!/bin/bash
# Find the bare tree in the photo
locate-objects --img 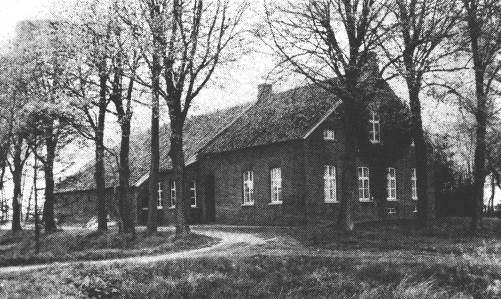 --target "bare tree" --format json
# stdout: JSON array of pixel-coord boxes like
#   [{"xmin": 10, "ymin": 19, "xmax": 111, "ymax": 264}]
[
  {"xmin": 264, "ymin": 0, "xmax": 390, "ymax": 231},
  {"xmin": 108, "ymin": 7, "xmax": 141, "ymax": 234},
  {"xmin": 380, "ymin": 0, "xmax": 461, "ymax": 228},
  {"xmin": 121, "ymin": 0, "xmax": 246, "ymax": 236},
  {"xmin": 460, "ymin": 0, "xmax": 501, "ymax": 230}
]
